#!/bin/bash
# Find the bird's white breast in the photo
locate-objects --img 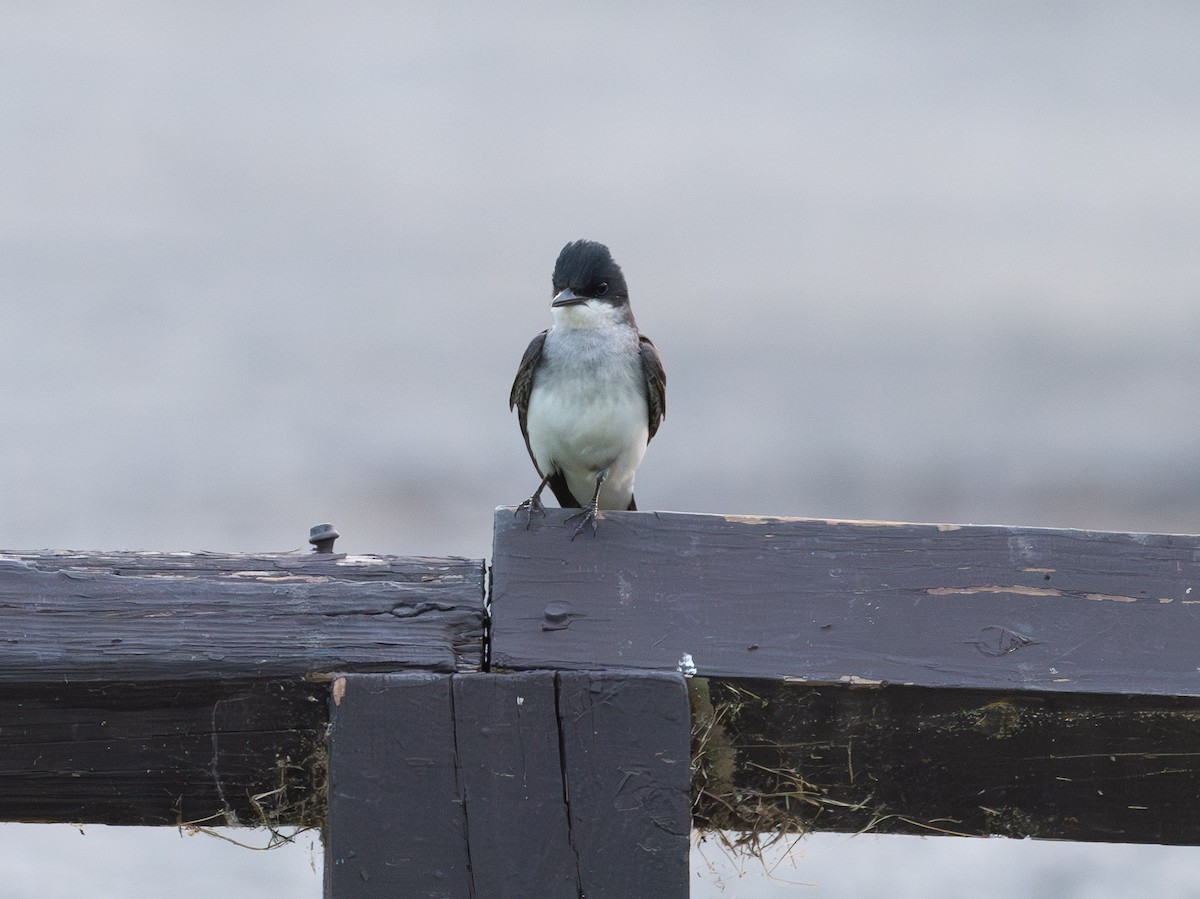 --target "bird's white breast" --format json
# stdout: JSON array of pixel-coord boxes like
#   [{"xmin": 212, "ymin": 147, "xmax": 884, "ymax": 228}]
[{"xmin": 525, "ymin": 319, "xmax": 648, "ymax": 509}]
